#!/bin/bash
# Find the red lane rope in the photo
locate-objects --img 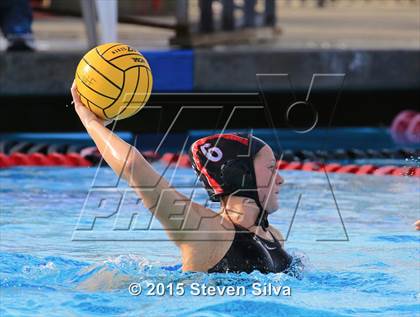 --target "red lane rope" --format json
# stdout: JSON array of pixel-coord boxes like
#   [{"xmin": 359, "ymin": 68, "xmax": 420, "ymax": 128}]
[
  {"xmin": 355, "ymin": 165, "xmax": 376, "ymax": 175},
  {"xmin": 165, "ymin": 155, "xmax": 419, "ymax": 178},
  {"xmin": 28, "ymin": 153, "xmax": 53, "ymax": 166},
  {"xmin": 0, "ymin": 151, "xmax": 418, "ymax": 177},
  {"xmin": 9, "ymin": 153, "xmax": 32, "ymax": 166},
  {"xmin": 0, "ymin": 153, "xmax": 13, "ymax": 168},
  {"xmin": 0, "ymin": 152, "xmax": 92, "ymax": 167},
  {"xmin": 335, "ymin": 165, "xmax": 360, "ymax": 174},
  {"xmin": 66, "ymin": 153, "xmax": 92, "ymax": 167},
  {"xmin": 324, "ymin": 163, "xmax": 341, "ymax": 172}
]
